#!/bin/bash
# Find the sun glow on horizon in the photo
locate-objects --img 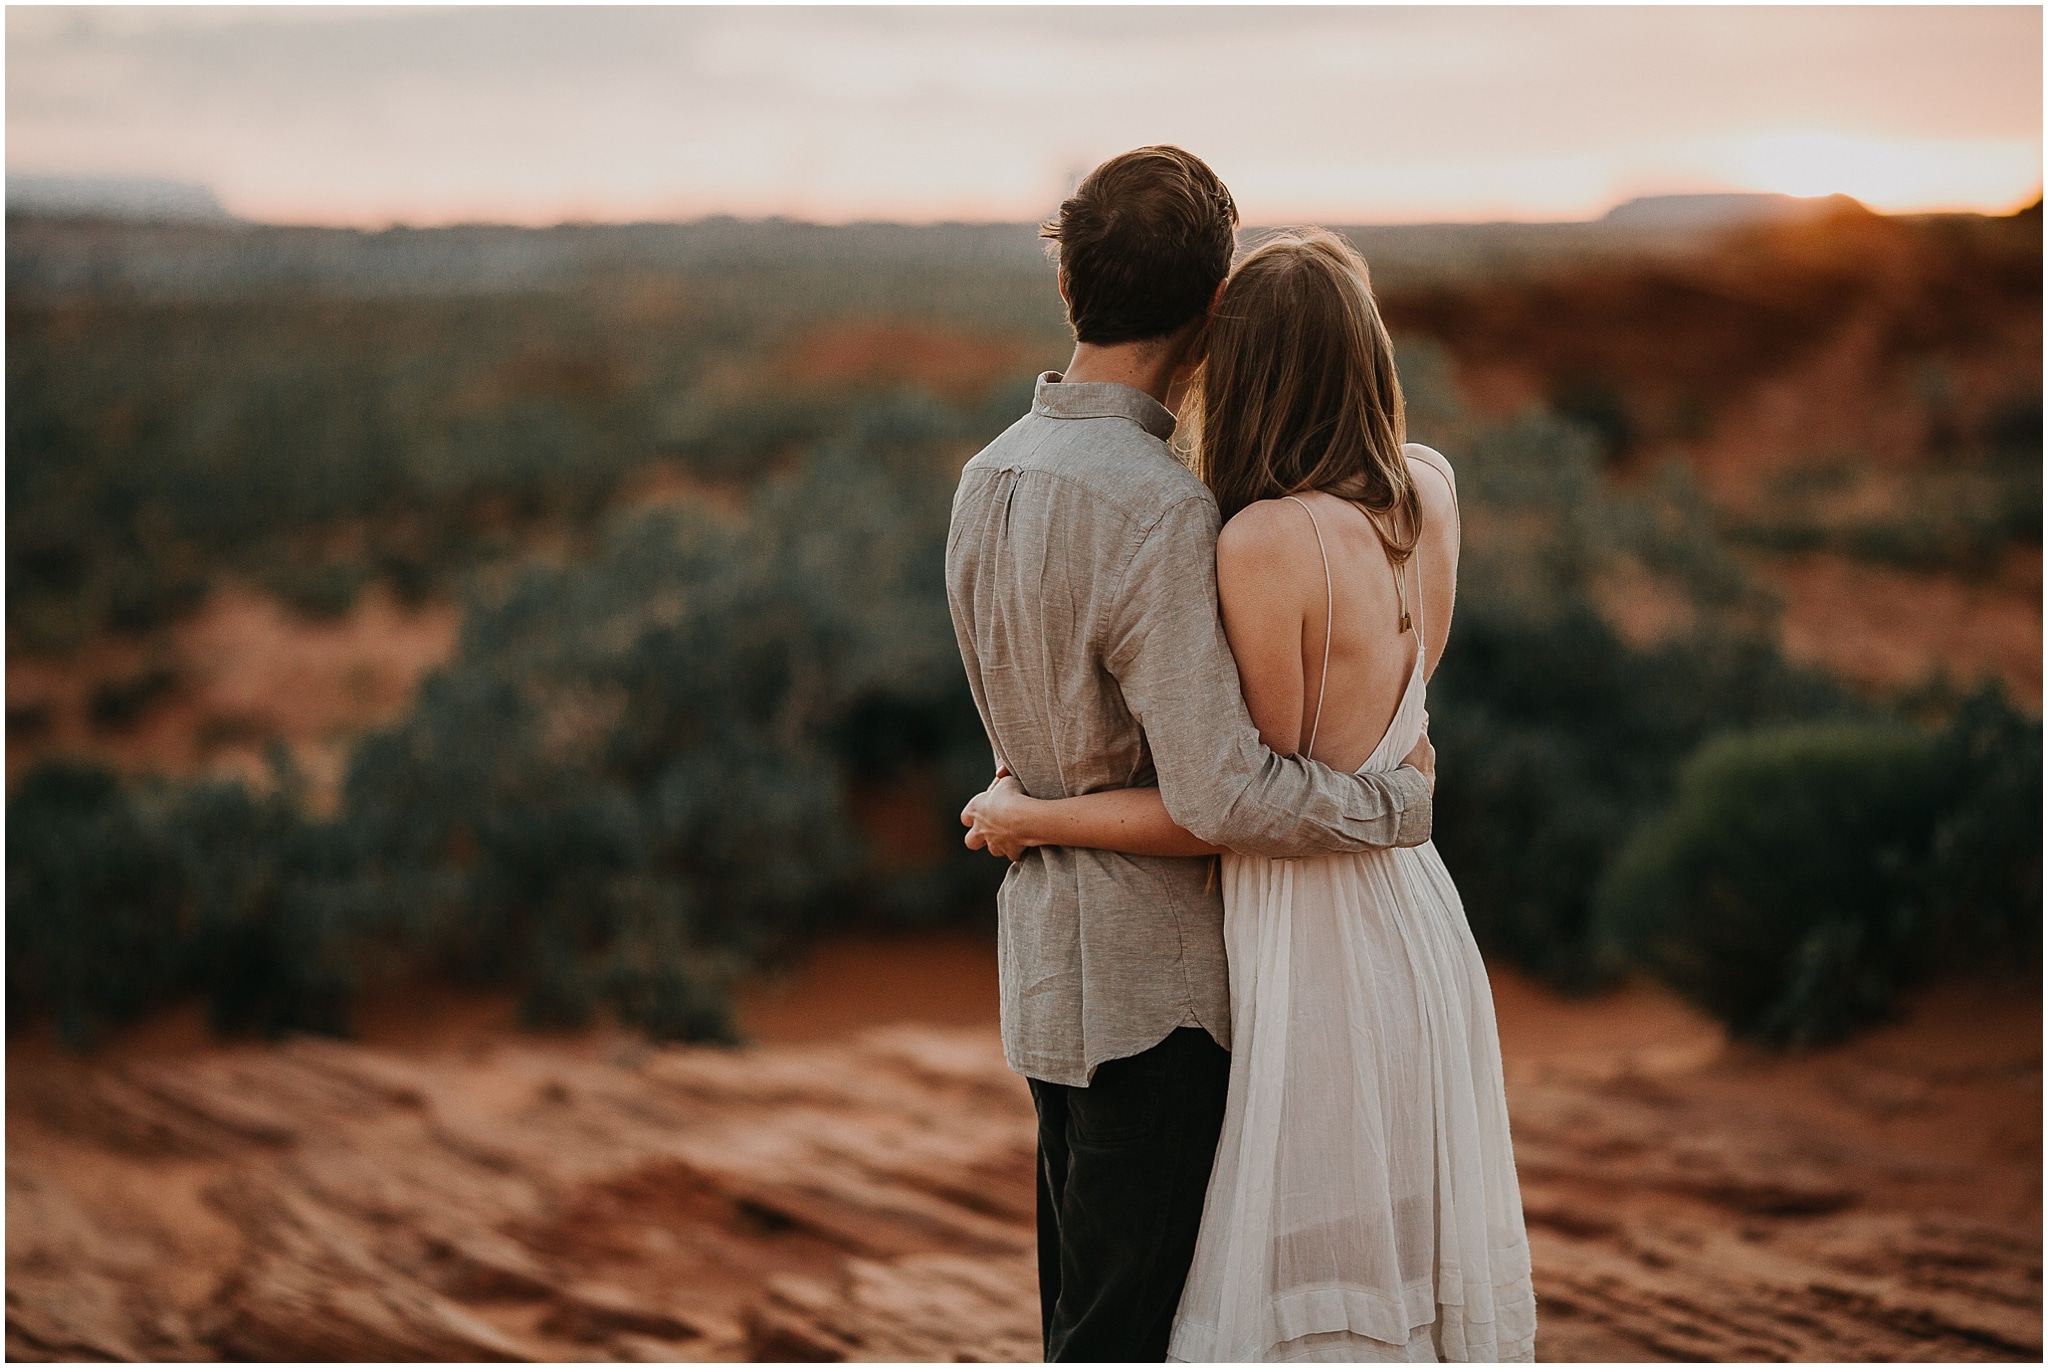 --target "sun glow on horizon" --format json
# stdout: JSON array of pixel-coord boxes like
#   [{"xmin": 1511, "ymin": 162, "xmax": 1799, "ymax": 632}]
[{"xmin": 1685, "ymin": 131, "xmax": 2043, "ymax": 214}]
